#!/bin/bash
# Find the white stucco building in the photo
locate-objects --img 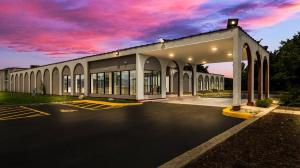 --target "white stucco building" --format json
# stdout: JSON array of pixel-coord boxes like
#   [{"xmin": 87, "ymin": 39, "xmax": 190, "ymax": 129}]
[{"xmin": 8, "ymin": 26, "xmax": 269, "ymax": 110}]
